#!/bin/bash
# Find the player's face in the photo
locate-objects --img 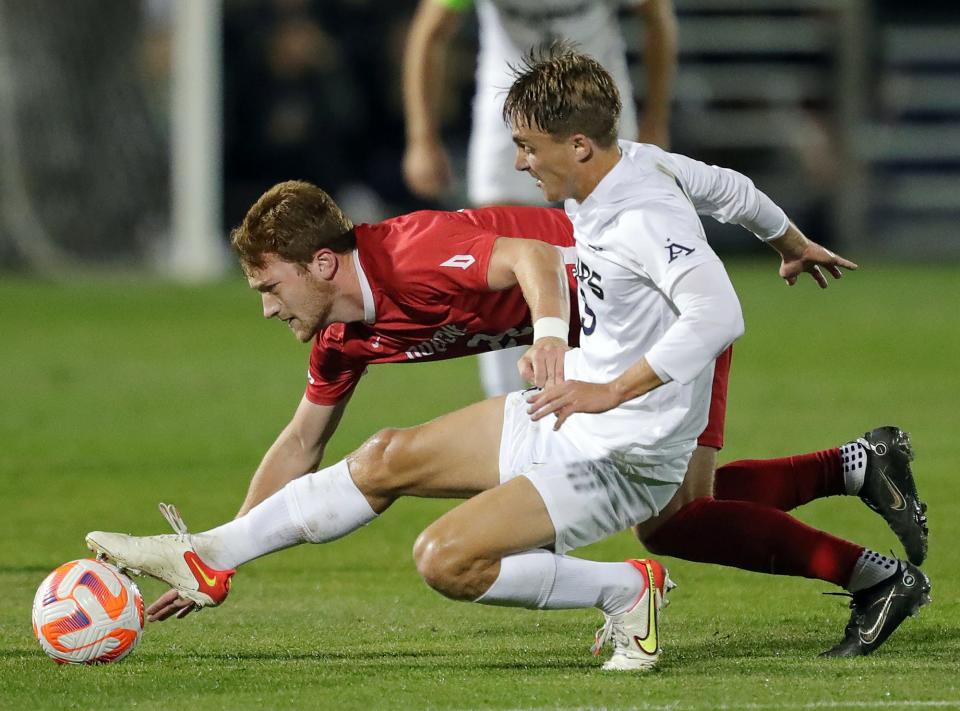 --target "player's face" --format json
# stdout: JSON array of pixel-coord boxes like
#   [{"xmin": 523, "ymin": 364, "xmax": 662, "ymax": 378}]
[
  {"xmin": 246, "ymin": 253, "xmax": 336, "ymax": 343},
  {"xmin": 511, "ymin": 124, "xmax": 580, "ymax": 202}
]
